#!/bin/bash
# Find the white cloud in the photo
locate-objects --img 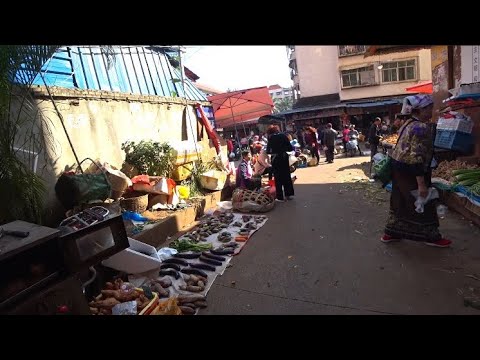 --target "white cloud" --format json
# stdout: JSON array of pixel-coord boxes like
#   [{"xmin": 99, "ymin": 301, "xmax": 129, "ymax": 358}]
[{"xmin": 183, "ymin": 46, "xmax": 292, "ymax": 92}]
